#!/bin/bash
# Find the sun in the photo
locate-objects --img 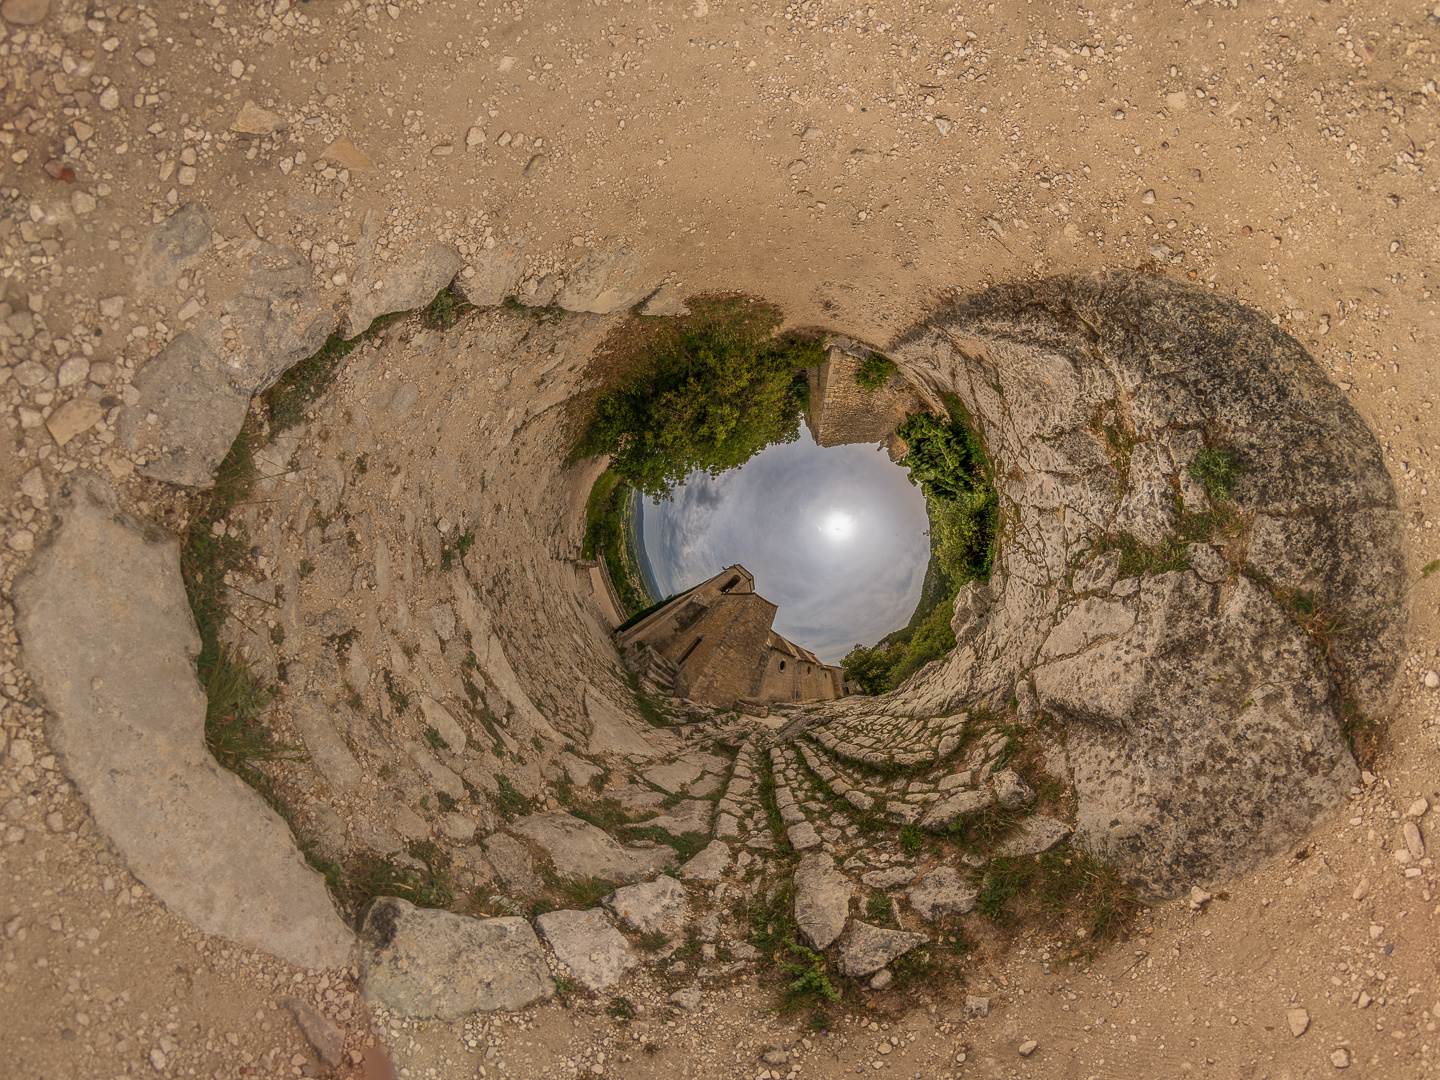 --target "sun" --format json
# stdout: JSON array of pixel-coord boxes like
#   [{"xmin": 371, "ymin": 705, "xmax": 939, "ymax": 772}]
[{"xmin": 820, "ymin": 510, "xmax": 856, "ymax": 540}]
